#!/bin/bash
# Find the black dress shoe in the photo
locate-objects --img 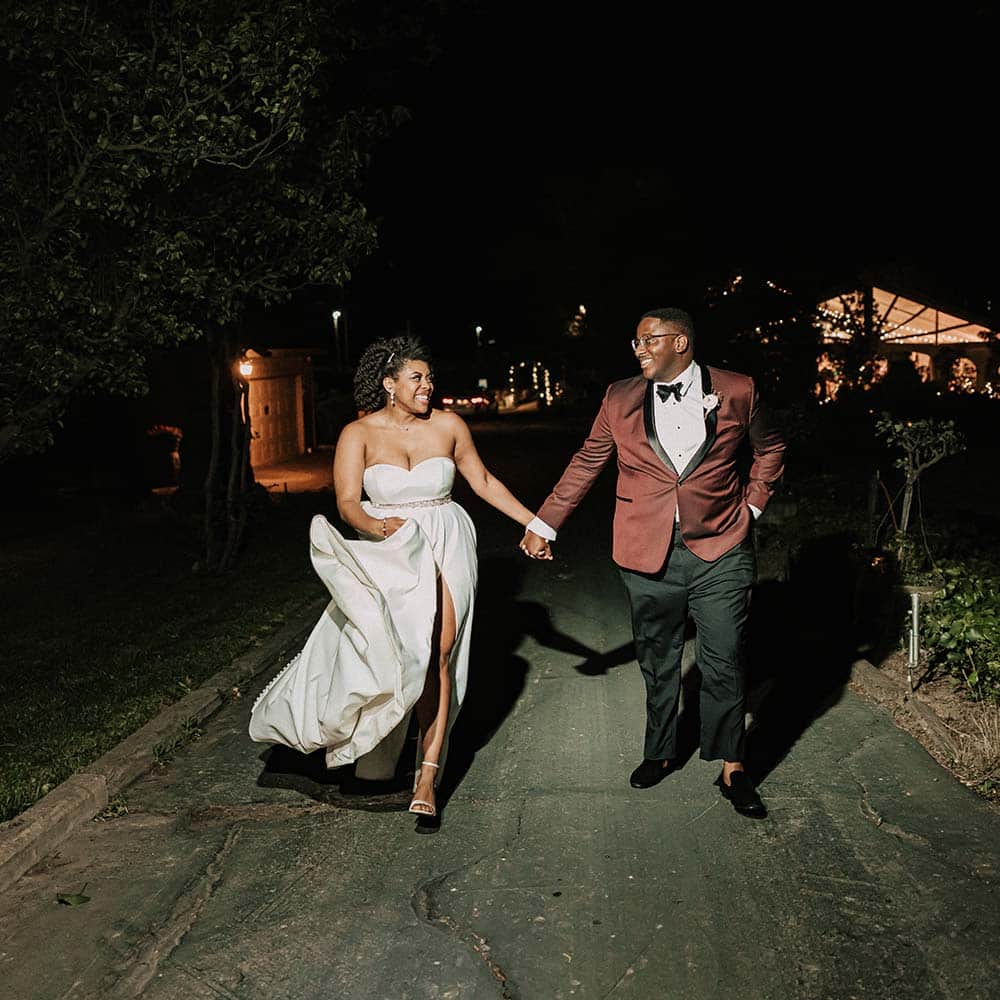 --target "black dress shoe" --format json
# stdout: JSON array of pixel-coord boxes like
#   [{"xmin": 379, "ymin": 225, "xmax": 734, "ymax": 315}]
[
  {"xmin": 629, "ymin": 759, "xmax": 673, "ymax": 788},
  {"xmin": 716, "ymin": 771, "xmax": 767, "ymax": 818}
]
